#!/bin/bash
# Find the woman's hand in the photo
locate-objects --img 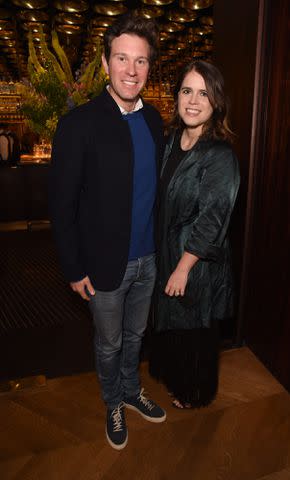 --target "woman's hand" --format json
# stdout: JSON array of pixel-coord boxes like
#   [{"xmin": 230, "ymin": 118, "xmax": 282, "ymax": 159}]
[
  {"xmin": 164, "ymin": 251, "xmax": 199, "ymax": 297},
  {"xmin": 165, "ymin": 268, "xmax": 189, "ymax": 296}
]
